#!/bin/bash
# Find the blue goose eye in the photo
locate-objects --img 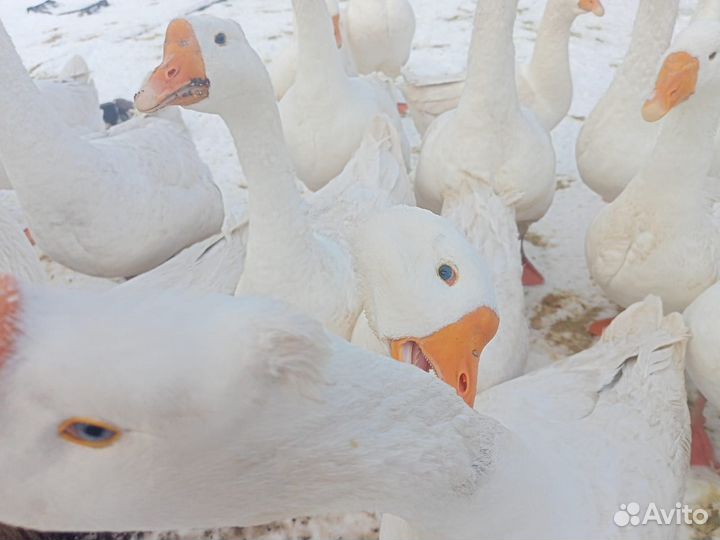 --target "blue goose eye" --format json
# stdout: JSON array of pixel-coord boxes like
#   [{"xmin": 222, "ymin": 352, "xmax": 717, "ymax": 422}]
[
  {"xmin": 438, "ymin": 263, "xmax": 458, "ymax": 286},
  {"xmin": 214, "ymin": 32, "xmax": 227, "ymax": 46},
  {"xmin": 59, "ymin": 418, "xmax": 122, "ymax": 449}
]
